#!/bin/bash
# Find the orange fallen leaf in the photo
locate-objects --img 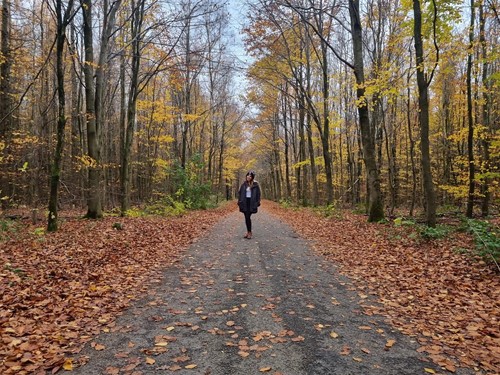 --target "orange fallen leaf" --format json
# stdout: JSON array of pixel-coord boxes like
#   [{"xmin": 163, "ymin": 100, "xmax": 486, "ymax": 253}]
[
  {"xmin": 259, "ymin": 367, "xmax": 272, "ymax": 372},
  {"xmin": 385, "ymin": 339, "xmax": 396, "ymax": 349},
  {"xmin": 62, "ymin": 358, "xmax": 73, "ymax": 371},
  {"xmin": 94, "ymin": 344, "xmax": 106, "ymax": 351},
  {"xmin": 145, "ymin": 357, "xmax": 155, "ymax": 365},
  {"xmin": 185, "ymin": 364, "xmax": 197, "ymax": 369}
]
